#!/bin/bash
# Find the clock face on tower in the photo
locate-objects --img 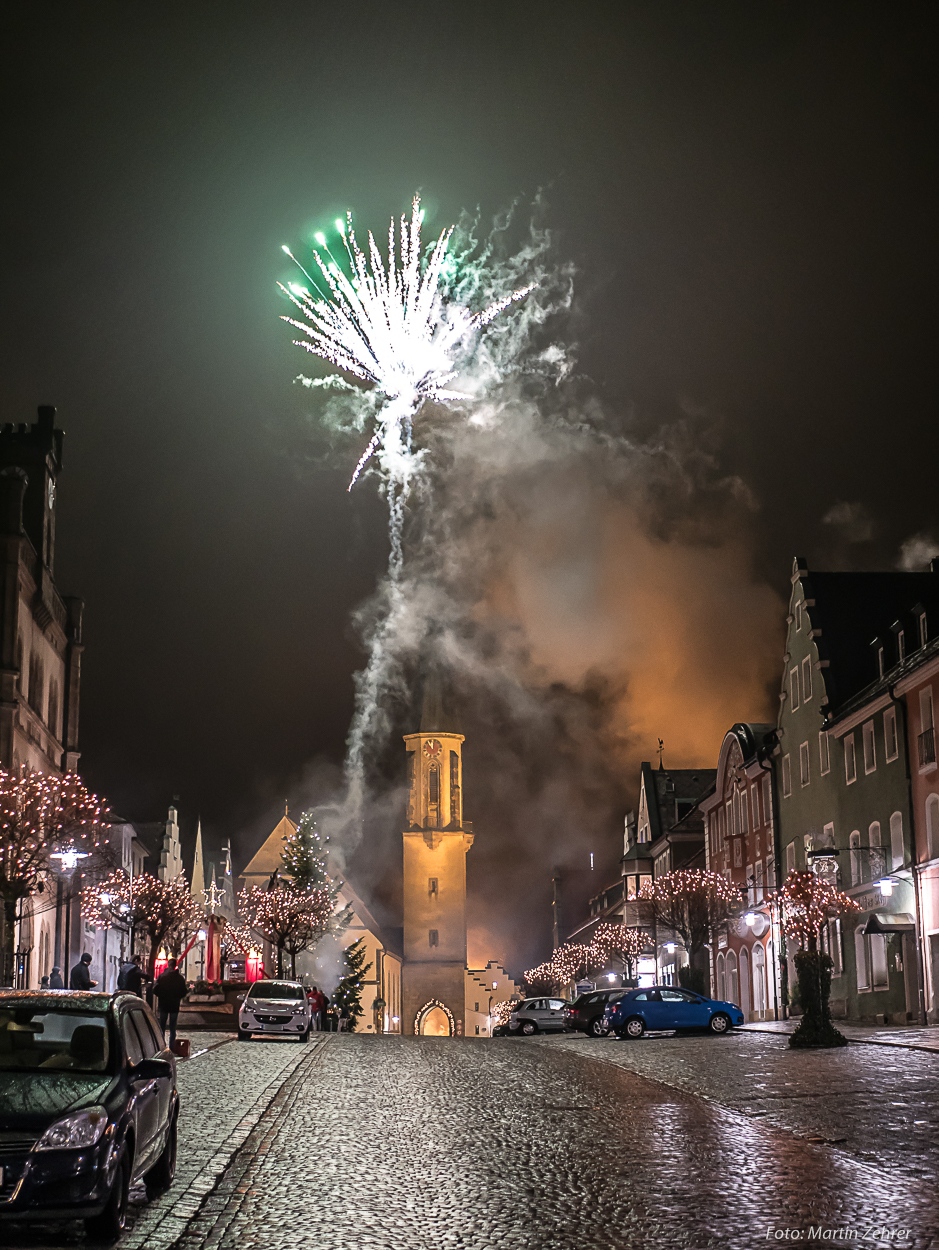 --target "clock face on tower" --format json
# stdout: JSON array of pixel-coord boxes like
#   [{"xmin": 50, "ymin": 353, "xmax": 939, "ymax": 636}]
[{"xmin": 422, "ymin": 739, "xmax": 442, "ymax": 760}]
